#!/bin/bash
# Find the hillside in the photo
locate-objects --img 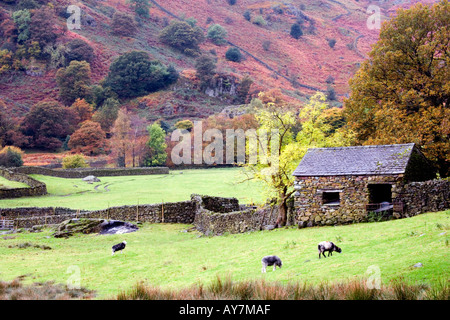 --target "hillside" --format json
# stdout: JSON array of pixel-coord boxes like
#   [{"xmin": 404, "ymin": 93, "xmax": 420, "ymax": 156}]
[{"xmin": 0, "ymin": 0, "xmax": 439, "ymax": 119}]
